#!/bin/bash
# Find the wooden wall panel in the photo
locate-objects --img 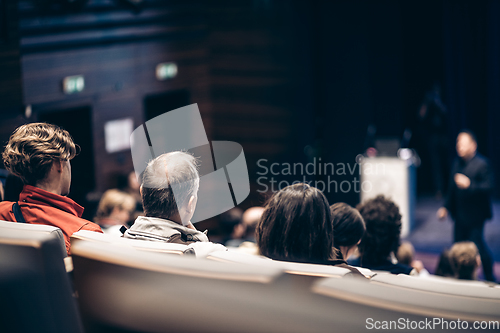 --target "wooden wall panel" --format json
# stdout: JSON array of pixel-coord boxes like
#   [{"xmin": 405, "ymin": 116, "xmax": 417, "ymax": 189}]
[
  {"xmin": 1, "ymin": 0, "xmax": 299, "ymax": 228},
  {"xmin": 15, "ymin": 0, "xmax": 211, "ymax": 195},
  {"xmin": 0, "ymin": 0, "xmax": 22, "ymax": 112},
  {"xmin": 207, "ymin": 1, "xmax": 296, "ymax": 206}
]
